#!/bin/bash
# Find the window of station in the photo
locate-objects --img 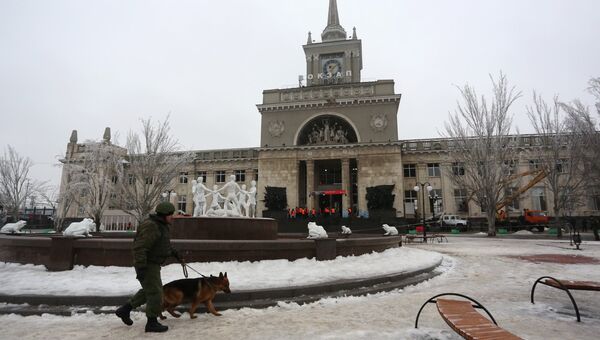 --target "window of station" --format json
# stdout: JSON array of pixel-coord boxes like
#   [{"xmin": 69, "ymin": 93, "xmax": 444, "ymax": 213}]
[
  {"xmin": 427, "ymin": 163, "xmax": 441, "ymax": 177},
  {"xmin": 454, "ymin": 189, "xmax": 468, "ymax": 212},
  {"xmin": 452, "ymin": 162, "xmax": 465, "ymax": 176},
  {"xmin": 196, "ymin": 171, "xmax": 207, "ymax": 182},
  {"xmin": 318, "ymin": 163, "xmax": 342, "ymax": 185},
  {"xmin": 235, "ymin": 170, "xmax": 246, "ymax": 182},
  {"xmin": 178, "ymin": 195, "xmax": 187, "ymax": 213},
  {"xmin": 179, "ymin": 172, "xmax": 188, "ymax": 184},
  {"xmin": 215, "ymin": 170, "xmax": 226, "ymax": 183},
  {"xmin": 403, "ymin": 164, "xmax": 416, "ymax": 177}
]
